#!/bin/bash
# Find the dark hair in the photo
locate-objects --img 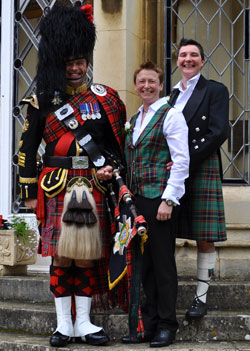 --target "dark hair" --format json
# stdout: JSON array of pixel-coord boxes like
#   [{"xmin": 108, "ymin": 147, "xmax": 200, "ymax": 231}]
[
  {"xmin": 177, "ymin": 38, "xmax": 205, "ymax": 60},
  {"xmin": 133, "ymin": 61, "xmax": 164, "ymax": 84}
]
